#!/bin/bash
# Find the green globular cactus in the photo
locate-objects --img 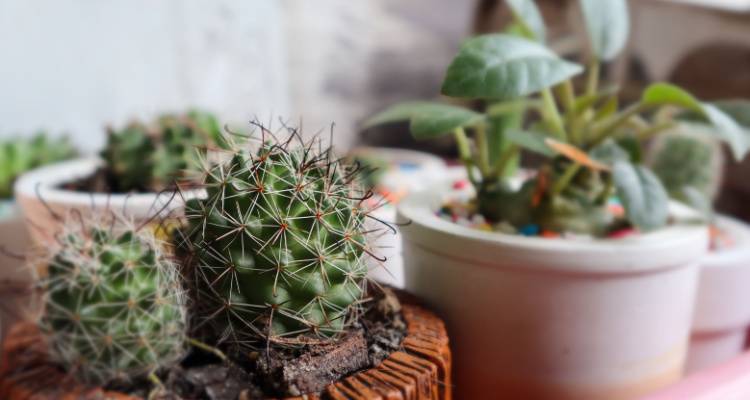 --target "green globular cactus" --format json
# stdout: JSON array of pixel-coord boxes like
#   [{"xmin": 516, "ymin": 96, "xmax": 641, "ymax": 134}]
[
  {"xmin": 38, "ymin": 216, "xmax": 187, "ymax": 385},
  {"xmin": 101, "ymin": 109, "xmax": 222, "ymax": 193},
  {"xmin": 0, "ymin": 133, "xmax": 77, "ymax": 199},
  {"xmin": 101, "ymin": 122, "xmax": 156, "ymax": 192},
  {"xmin": 183, "ymin": 130, "xmax": 372, "ymax": 348},
  {"xmin": 649, "ymin": 129, "xmax": 724, "ymax": 204}
]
